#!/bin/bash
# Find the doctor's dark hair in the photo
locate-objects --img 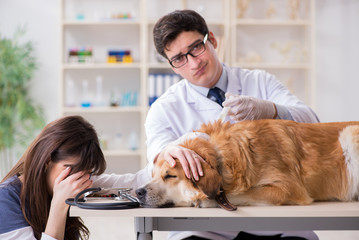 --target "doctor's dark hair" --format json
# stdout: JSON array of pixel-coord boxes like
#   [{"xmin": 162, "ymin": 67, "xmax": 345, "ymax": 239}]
[
  {"xmin": 1, "ymin": 115, "xmax": 106, "ymax": 240},
  {"xmin": 153, "ymin": 9, "xmax": 209, "ymax": 59}
]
